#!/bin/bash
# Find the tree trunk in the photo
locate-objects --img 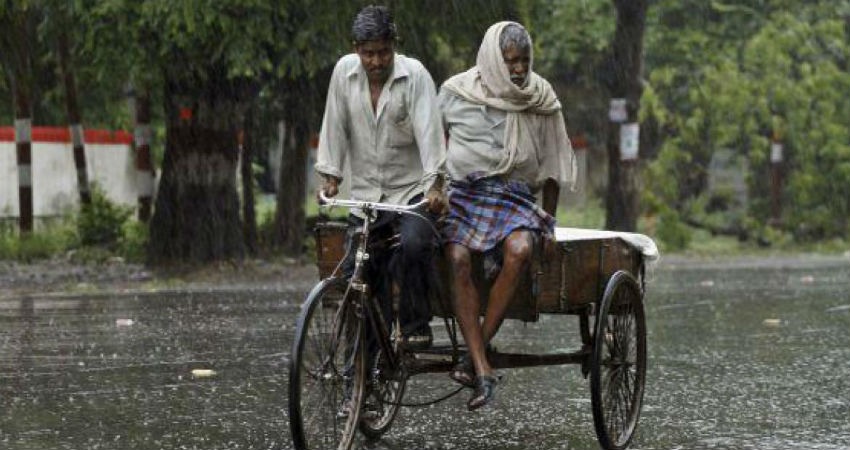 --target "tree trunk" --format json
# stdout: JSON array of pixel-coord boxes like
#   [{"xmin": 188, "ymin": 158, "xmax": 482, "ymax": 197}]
[
  {"xmin": 148, "ymin": 72, "xmax": 245, "ymax": 262},
  {"xmin": 56, "ymin": 28, "xmax": 90, "ymax": 205},
  {"xmin": 272, "ymin": 73, "xmax": 325, "ymax": 257},
  {"xmin": 273, "ymin": 119, "xmax": 308, "ymax": 256},
  {"xmin": 604, "ymin": 0, "xmax": 648, "ymax": 232},
  {"xmin": 241, "ymin": 103, "xmax": 257, "ymax": 255}
]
